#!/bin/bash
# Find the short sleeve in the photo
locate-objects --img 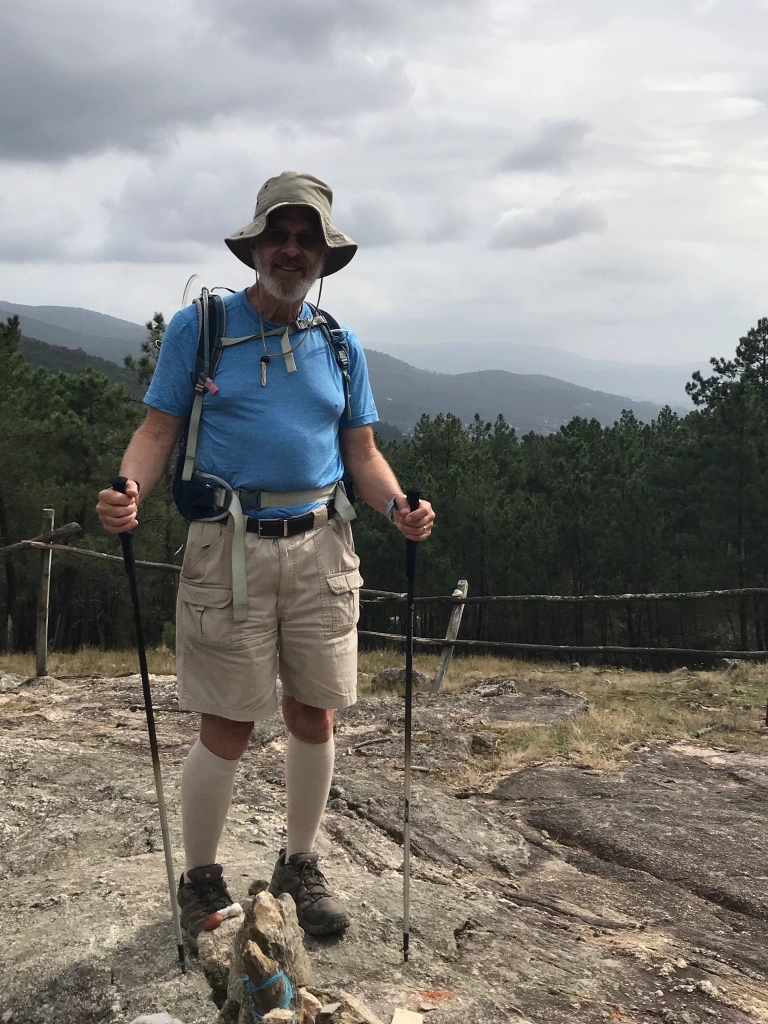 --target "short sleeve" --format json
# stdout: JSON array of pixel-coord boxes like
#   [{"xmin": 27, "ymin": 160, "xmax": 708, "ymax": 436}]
[
  {"xmin": 143, "ymin": 307, "xmax": 198, "ymax": 418},
  {"xmin": 338, "ymin": 326, "xmax": 378, "ymax": 429}
]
